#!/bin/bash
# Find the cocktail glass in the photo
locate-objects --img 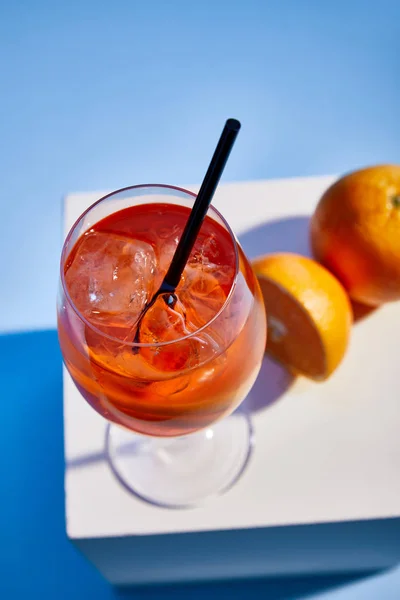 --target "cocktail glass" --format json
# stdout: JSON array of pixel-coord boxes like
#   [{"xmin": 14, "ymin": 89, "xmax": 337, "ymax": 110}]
[{"xmin": 58, "ymin": 184, "xmax": 266, "ymax": 507}]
